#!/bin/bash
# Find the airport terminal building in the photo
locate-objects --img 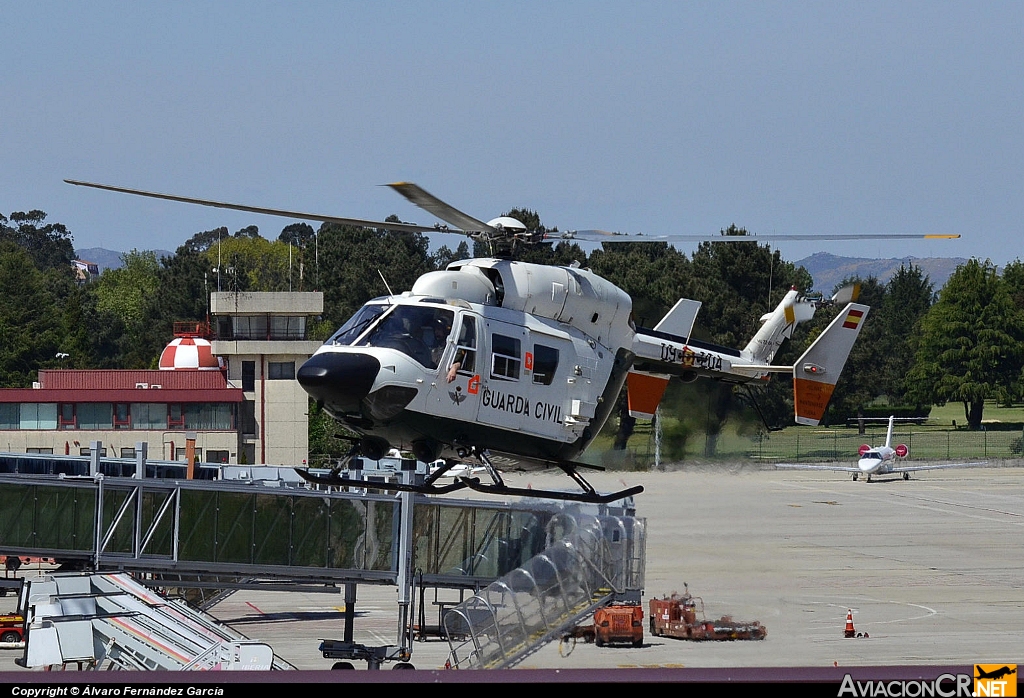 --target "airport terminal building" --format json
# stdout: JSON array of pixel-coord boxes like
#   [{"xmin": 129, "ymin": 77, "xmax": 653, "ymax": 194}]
[{"xmin": 0, "ymin": 291, "xmax": 323, "ymax": 466}]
